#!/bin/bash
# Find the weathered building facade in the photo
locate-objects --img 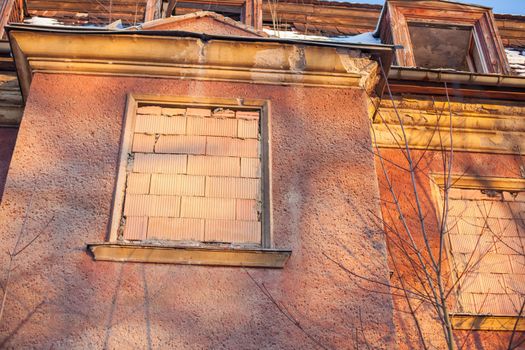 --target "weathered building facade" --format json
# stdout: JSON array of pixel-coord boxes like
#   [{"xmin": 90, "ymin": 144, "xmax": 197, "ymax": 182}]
[{"xmin": 0, "ymin": 0, "xmax": 524, "ymax": 349}]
